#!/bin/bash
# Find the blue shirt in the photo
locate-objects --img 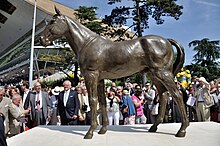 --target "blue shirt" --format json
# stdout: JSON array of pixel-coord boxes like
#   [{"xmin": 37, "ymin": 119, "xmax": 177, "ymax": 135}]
[{"xmin": 121, "ymin": 95, "xmax": 136, "ymax": 117}]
